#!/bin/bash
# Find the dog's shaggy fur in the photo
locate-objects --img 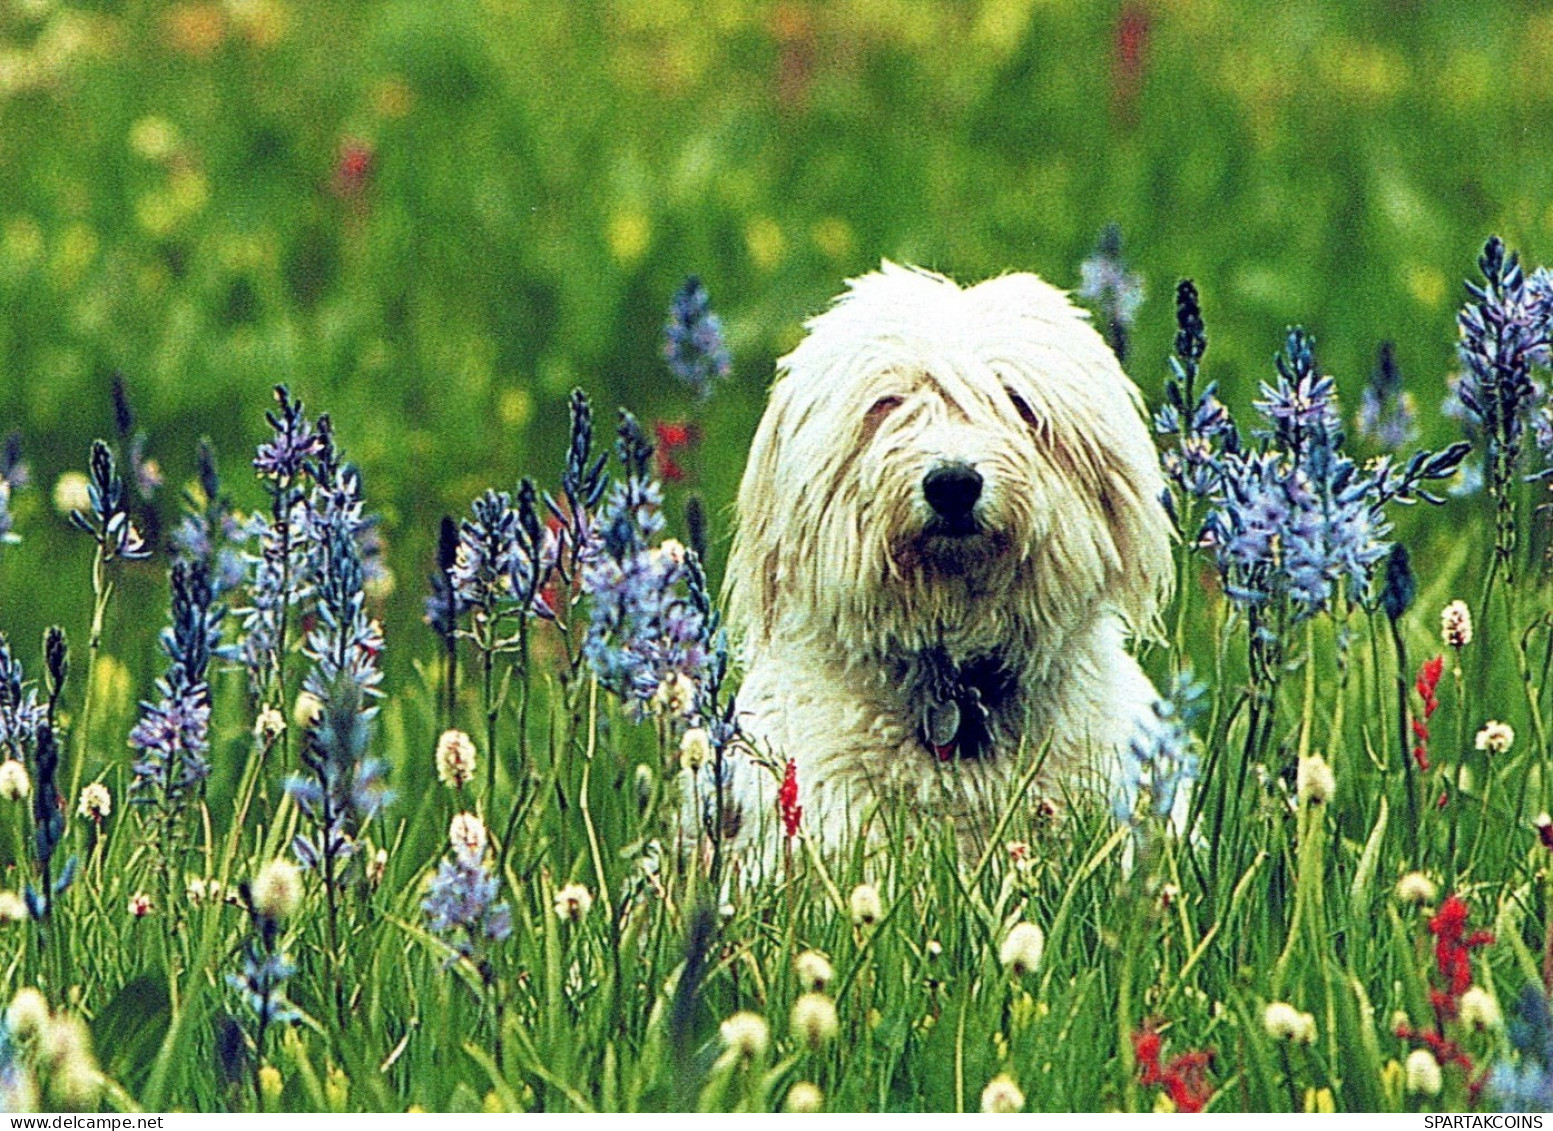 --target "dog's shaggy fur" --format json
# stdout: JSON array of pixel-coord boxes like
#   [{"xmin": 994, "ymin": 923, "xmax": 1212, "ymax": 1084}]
[{"xmin": 718, "ymin": 262, "xmax": 1173, "ymax": 855}]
